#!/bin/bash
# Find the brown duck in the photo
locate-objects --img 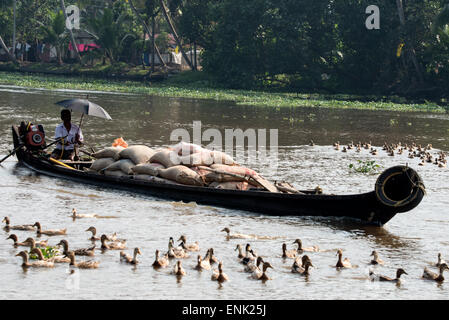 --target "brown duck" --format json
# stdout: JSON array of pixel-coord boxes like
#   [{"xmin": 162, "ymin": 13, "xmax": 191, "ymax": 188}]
[
  {"xmin": 6, "ymin": 234, "xmax": 30, "ymax": 247},
  {"xmin": 422, "ymin": 263, "xmax": 449, "ymax": 282},
  {"xmin": 152, "ymin": 250, "xmax": 169, "ymax": 269},
  {"xmin": 58, "ymin": 239, "xmax": 95, "ymax": 256},
  {"xmin": 16, "ymin": 250, "xmax": 54, "ymax": 268},
  {"xmin": 194, "ymin": 254, "xmax": 211, "ymax": 271},
  {"xmin": 120, "ymin": 248, "xmax": 141, "ymax": 265},
  {"xmin": 65, "ymin": 251, "xmax": 100, "ymax": 269},
  {"xmin": 33, "ymin": 222, "xmax": 66, "ymax": 236},
  {"xmin": 3, "ymin": 217, "xmax": 34, "ymax": 231},
  {"xmin": 370, "ymin": 268, "xmax": 407, "ymax": 283},
  {"xmin": 336, "ymin": 249, "xmax": 352, "ymax": 269},
  {"xmin": 211, "ymin": 261, "xmax": 229, "ymax": 282}
]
